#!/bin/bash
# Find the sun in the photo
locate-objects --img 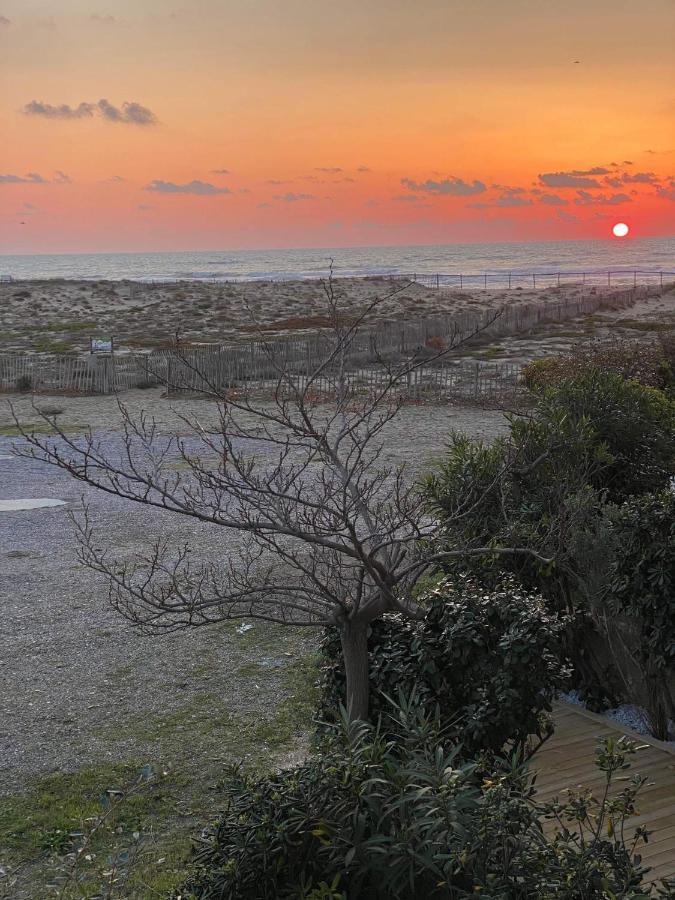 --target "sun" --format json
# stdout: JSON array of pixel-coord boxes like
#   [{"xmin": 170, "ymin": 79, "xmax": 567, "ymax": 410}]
[{"xmin": 612, "ymin": 222, "xmax": 629, "ymax": 238}]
